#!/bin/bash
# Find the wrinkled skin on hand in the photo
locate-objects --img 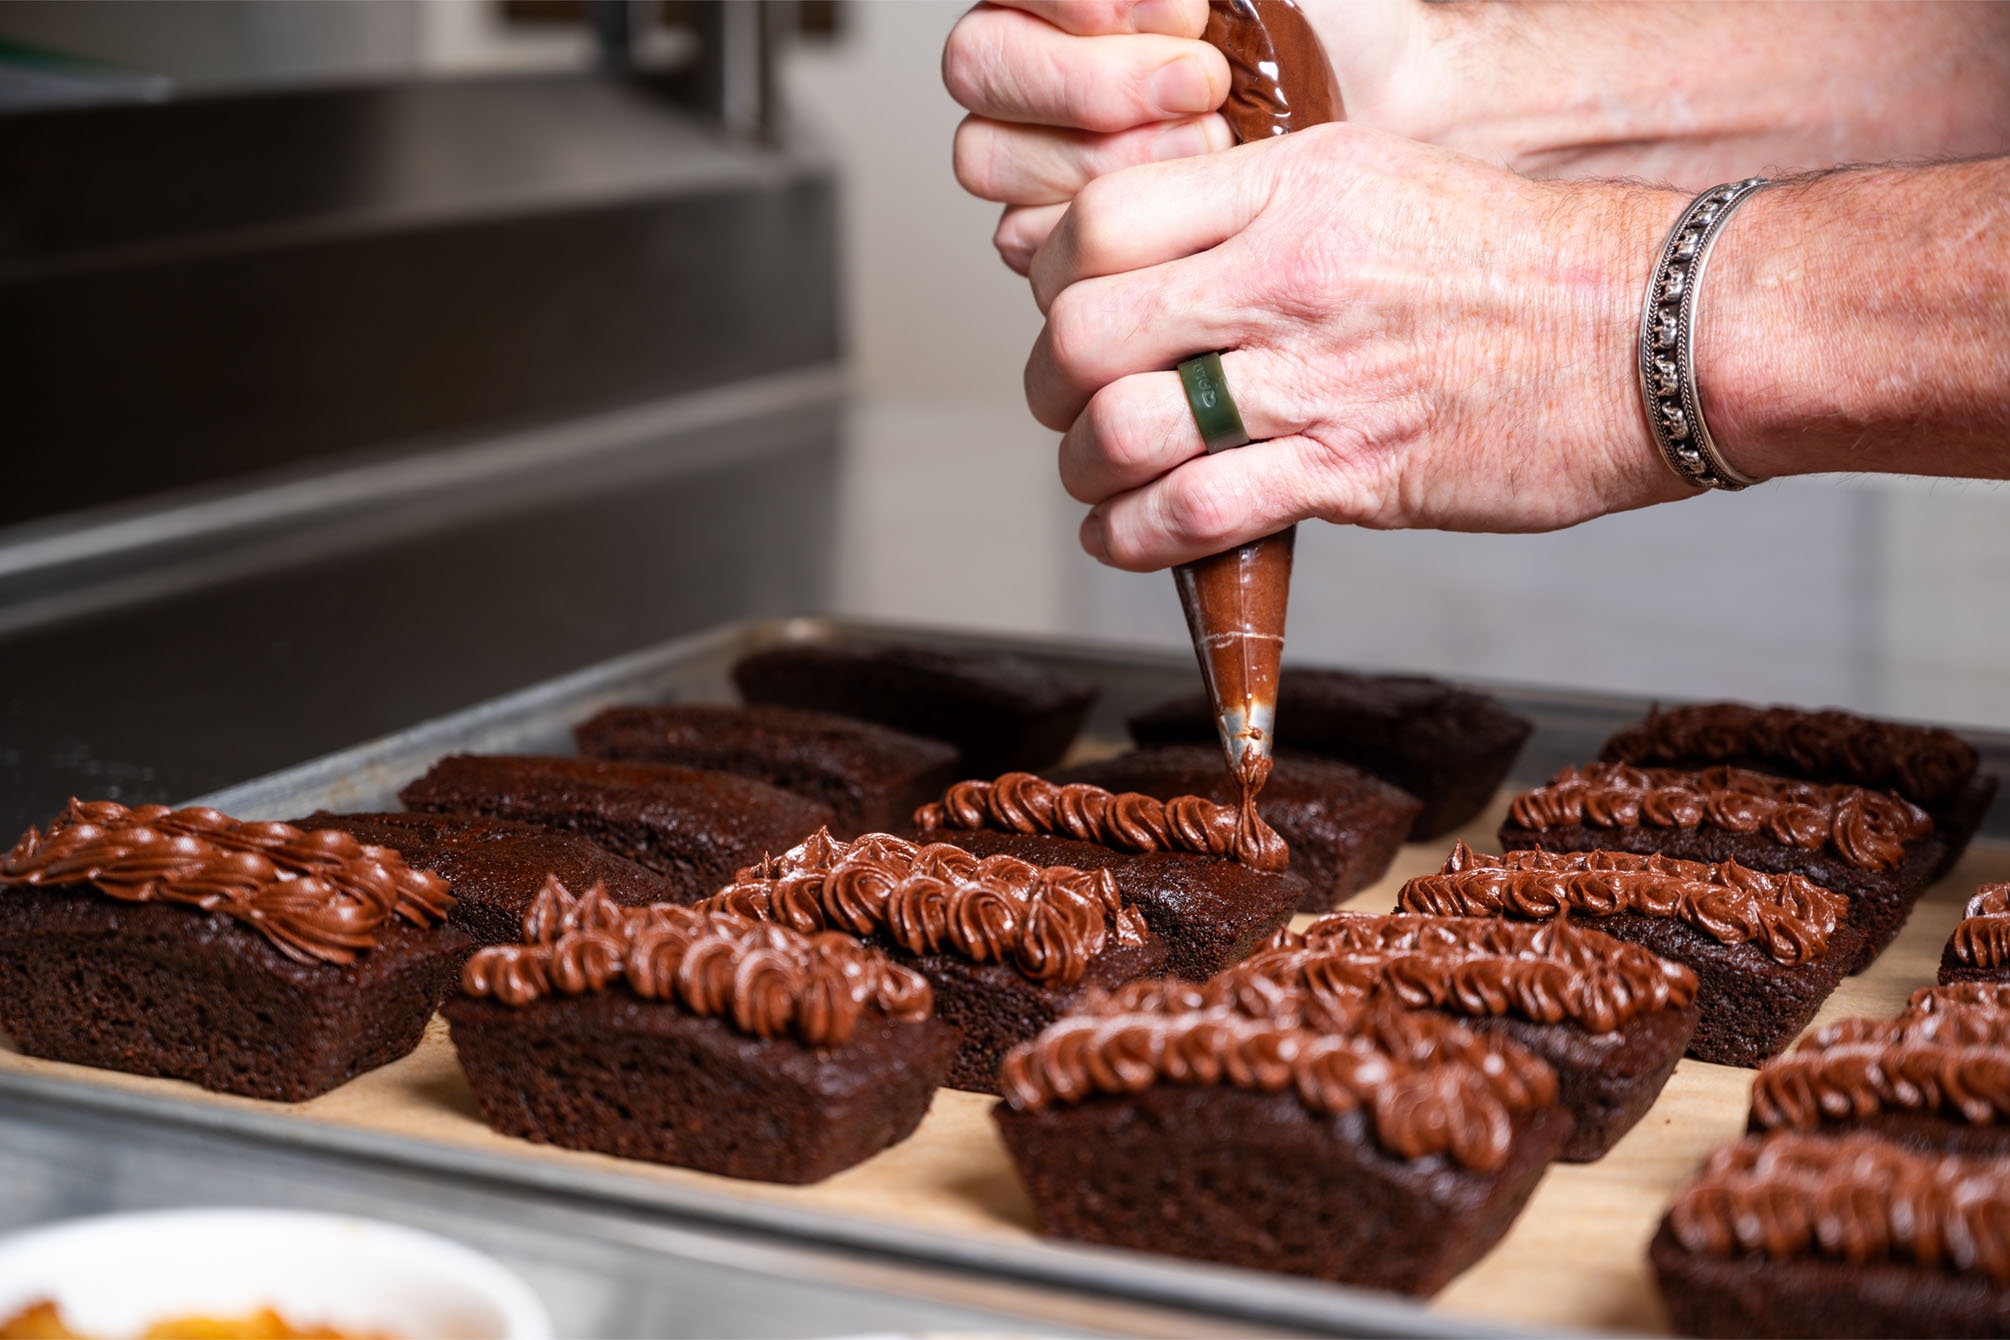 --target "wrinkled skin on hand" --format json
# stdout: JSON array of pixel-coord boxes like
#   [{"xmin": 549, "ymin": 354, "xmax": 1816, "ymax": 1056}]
[{"xmin": 1025, "ymin": 126, "xmax": 1690, "ymax": 568}]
